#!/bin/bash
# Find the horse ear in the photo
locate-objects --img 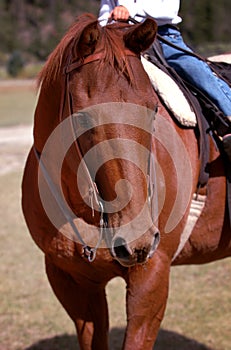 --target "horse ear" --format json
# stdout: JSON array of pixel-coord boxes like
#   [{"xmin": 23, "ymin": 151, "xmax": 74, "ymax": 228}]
[
  {"xmin": 76, "ymin": 21, "xmax": 100, "ymax": 58},
  {"xmin": 124, "ymin": 18, "xmax": 157, "ymax": 54}
]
